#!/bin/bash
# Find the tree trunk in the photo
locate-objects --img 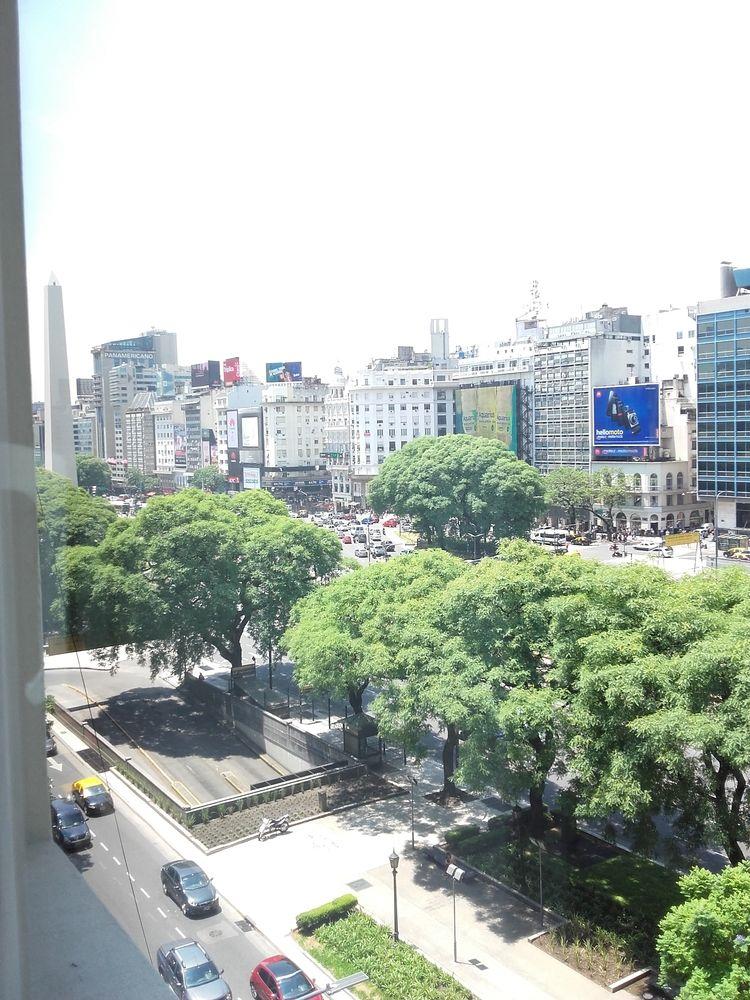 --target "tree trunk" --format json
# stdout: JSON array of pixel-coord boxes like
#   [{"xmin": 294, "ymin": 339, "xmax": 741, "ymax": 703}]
[
  {"xmin": 528, "ymin": 781, "xmax": 546, "ymax": 836},
  {"xmin": 712, "ymin": 758, "xmax": 746, "ymax": 865},
  {"xmin": 347, "ymin": 680, "xmax": 368, "ymax": 715},
  {"xmin": 442, "ymin": 724, "xmax": 459, "ymax": 800}
]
